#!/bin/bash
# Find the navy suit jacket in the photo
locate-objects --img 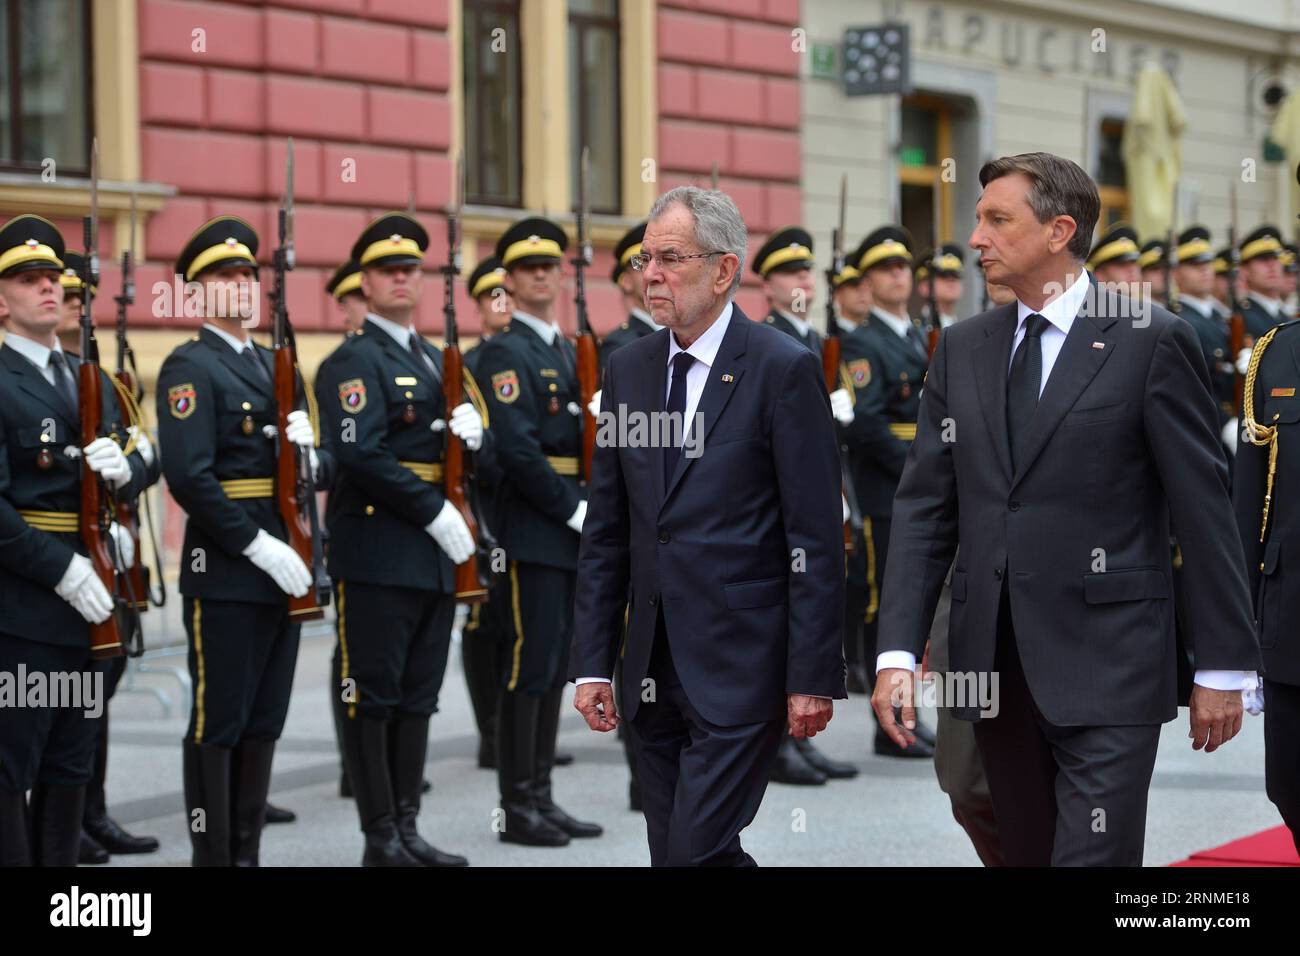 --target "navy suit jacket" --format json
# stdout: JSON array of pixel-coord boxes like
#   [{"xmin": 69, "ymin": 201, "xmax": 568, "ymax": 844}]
[{"xmin": 570, "ymin": 305, "xmax": 847, "ymax": 727}]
